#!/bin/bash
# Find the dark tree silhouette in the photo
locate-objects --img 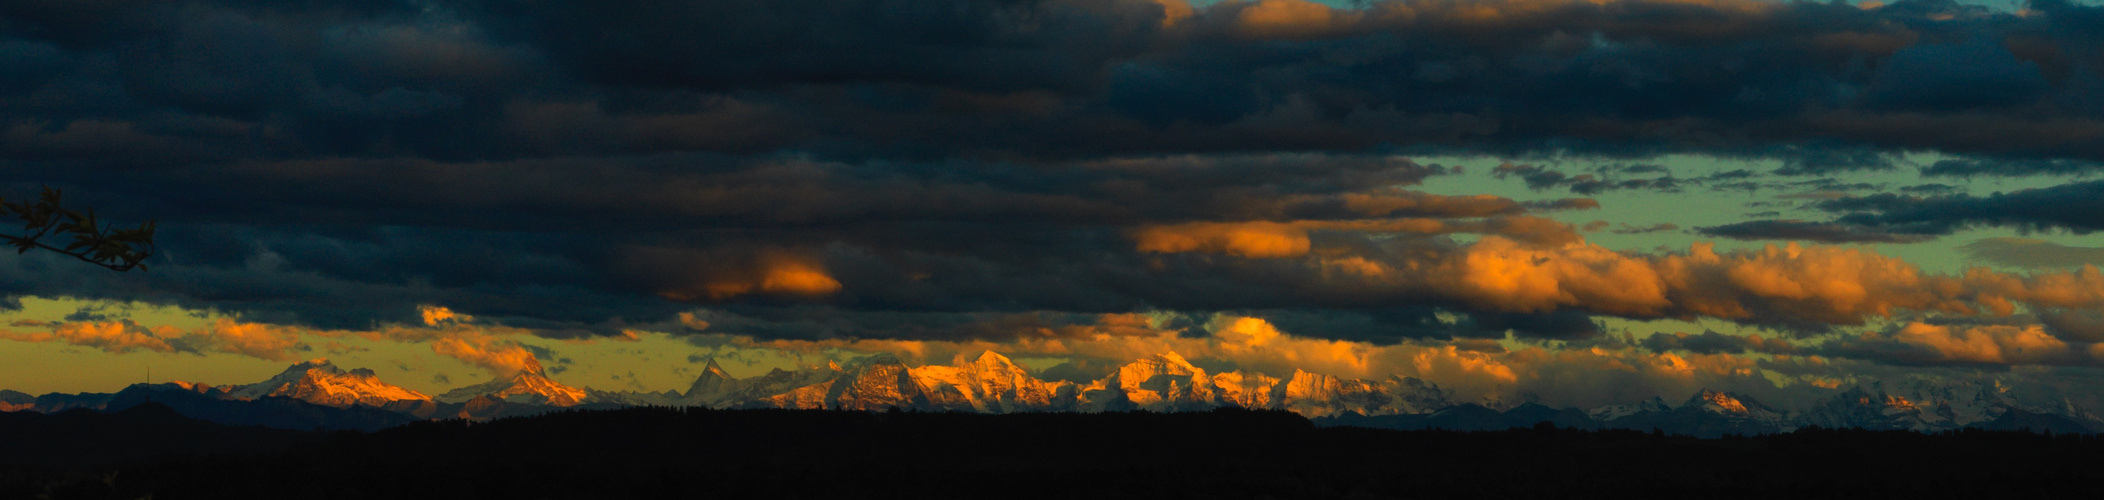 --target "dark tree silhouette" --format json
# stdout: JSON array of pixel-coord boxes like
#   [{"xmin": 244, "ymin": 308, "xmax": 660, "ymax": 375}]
[{"xmin": 0, "ymin": 187, "xmax": 155, "ymax": 272}]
